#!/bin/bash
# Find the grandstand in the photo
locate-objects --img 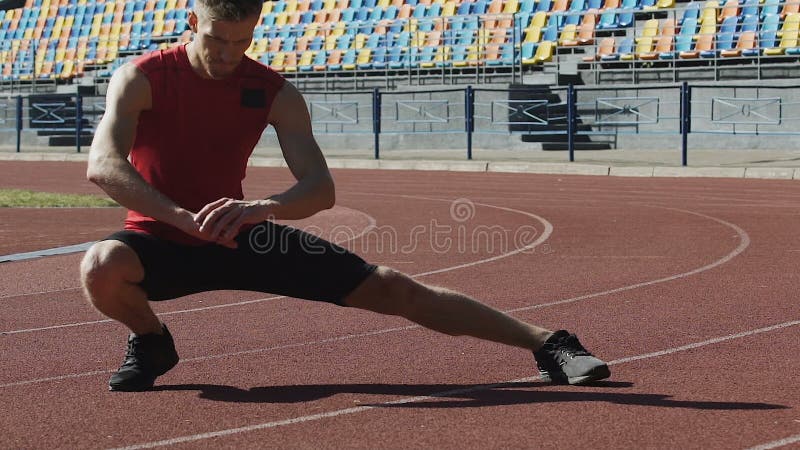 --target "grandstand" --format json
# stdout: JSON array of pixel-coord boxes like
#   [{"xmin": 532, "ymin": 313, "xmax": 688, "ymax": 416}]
[{"xmin": 0, "ymin": 0, "xmax": 799, "ymax": 90}]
